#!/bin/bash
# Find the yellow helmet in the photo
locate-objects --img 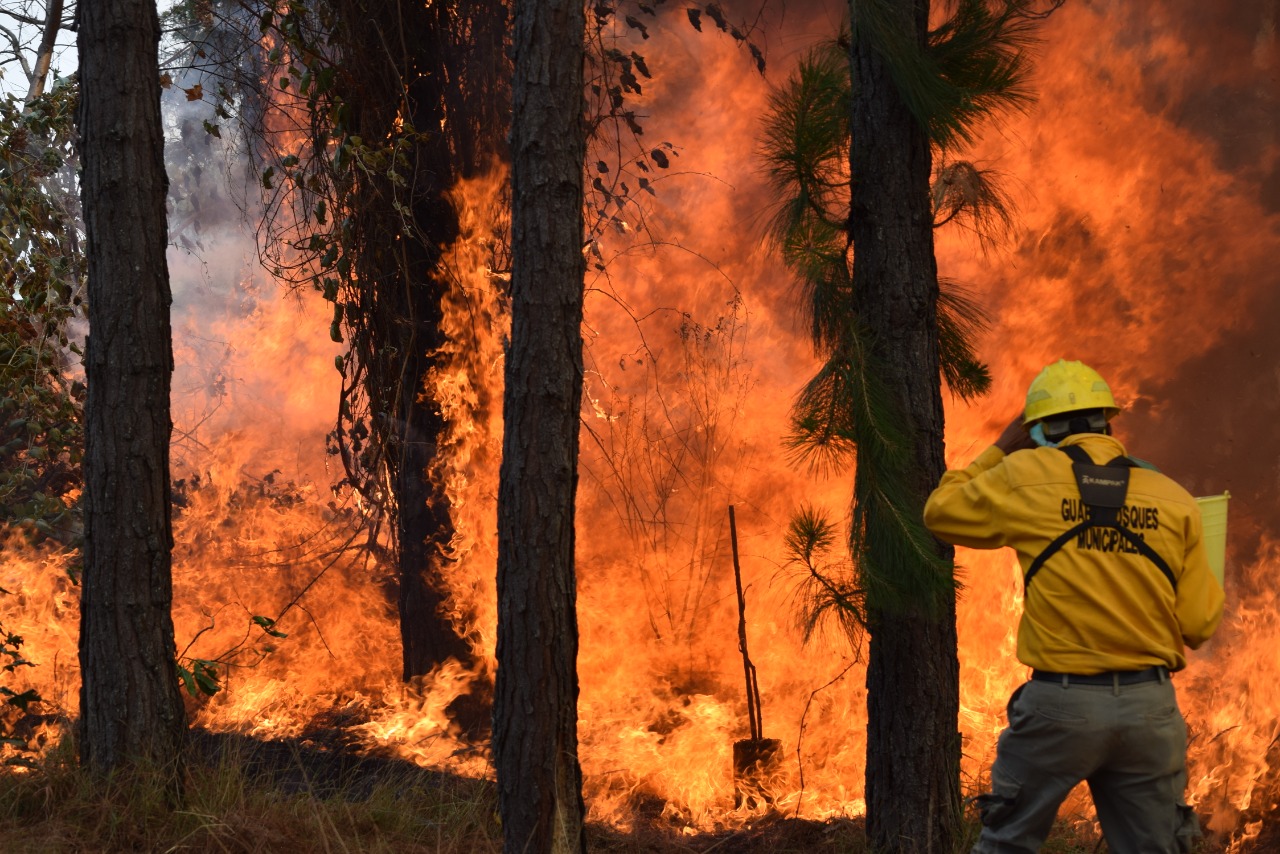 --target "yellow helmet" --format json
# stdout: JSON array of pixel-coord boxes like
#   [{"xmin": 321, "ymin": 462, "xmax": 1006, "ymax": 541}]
[{"xmin": 1022, "ymin": 359, "xmax": 1119, "ymax": 425}]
